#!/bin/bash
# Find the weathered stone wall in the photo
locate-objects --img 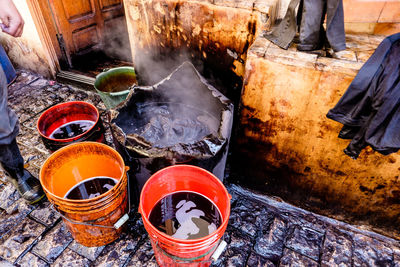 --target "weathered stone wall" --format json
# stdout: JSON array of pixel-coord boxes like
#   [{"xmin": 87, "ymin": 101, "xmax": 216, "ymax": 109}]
[
  {"xmin": 235, "ymin": 34, "xmax": 400, "ymax": 238},
  {"xmin": 123, "ymin": 0, "xmax": 278, "ymax": 88},
  {"xmin": 0, "ymin": 0, "xmax": 54, "ymax": 78}
]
